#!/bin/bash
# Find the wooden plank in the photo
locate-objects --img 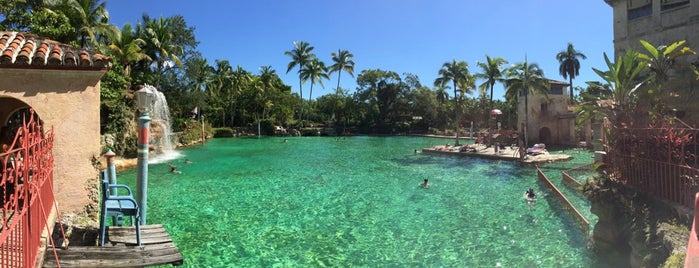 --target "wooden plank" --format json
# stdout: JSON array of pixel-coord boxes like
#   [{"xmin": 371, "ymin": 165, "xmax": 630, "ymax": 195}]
[
  {"xmin": 42, "ymin": 224, "xmax": 184, "ymax": 267},
  {"xmin": 43, "ymin": 243, "xmax": 183, "ymax": 267},
  {"xmin": 106, "ymin": 225, "xmax": 173, "ymax": 245}
]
